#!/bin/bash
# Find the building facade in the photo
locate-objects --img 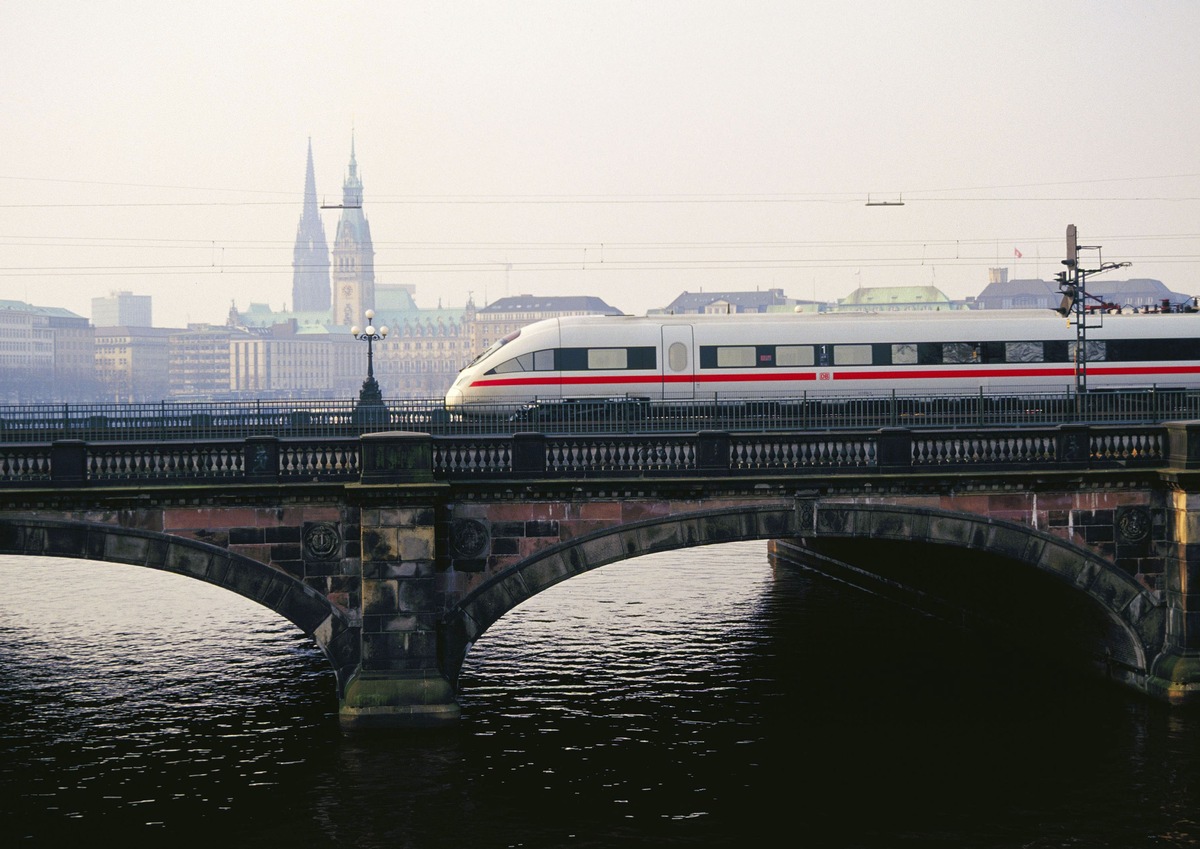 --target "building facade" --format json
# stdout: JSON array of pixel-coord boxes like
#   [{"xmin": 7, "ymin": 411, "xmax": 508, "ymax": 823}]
[
  {"xmin": 169, "ymin": 325, "xmax": 254, "ymax": 398},
  {"xmin": 228, "ymin": 322, "xmax": 361, "ymax": 398},
  {"xmin": 834, "ymin": 285, "xmax": 956, "ymax": 311},
  {"xmin": 653, "ymin": 288, "xmax": 799, "ymax": 314},
  {"xmin": 92, "ymin": 290, "xmax": 152, "ymax": 327},
  {"xmin": 0, "ymin": 300, "xmax": 95, "ymax": 403},
  {"xmin": 94, "ymin": 326, "xmax": 175, "ymax": 402},
  {"xmin": 974, "ymin": 267, "xmax": 1192, "ymax": 311}
]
